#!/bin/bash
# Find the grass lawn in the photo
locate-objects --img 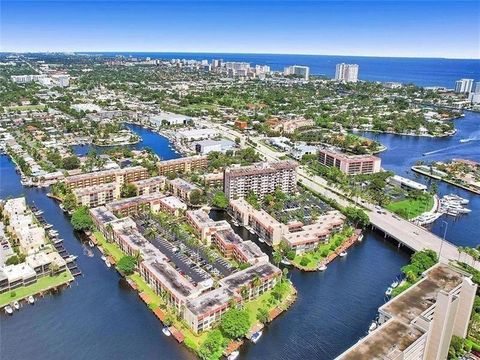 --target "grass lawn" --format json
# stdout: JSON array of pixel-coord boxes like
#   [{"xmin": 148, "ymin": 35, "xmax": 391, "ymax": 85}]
[
  {"xmin": 0, "ymin": 271, "xmax": 73, "ymax": 307},
  {"xmin": 244, "ymin": 280, "xmax": 295, "ymax": 325},
  {"xmin": 386, "ymin": 195, "xmax": 434, "ymax": 220},
  {"xmin": 291, "ymin": 227, "xmax": 354, "ymax": 270},
  {"xmin": 93, "ymin": 231, "xmax": 124, "ymax": 262}
]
